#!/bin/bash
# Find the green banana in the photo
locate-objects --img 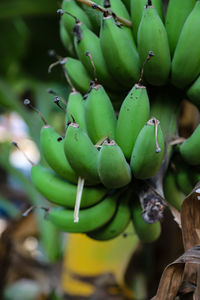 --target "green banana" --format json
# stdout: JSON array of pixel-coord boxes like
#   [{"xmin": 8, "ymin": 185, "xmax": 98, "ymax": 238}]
[
  {"xmin": 98, "ymin": 139, "xmax": 132, "ymax": 188},
  {"xmin": 121, "ymin": 0, "xmax": 130, "ymax": 11},
  {"xmin": 73, "ymin": 20, "xmax": 118, "ymax": 91},
  {"xmin": 80, "ymin": 0, "xmax": 103, "ymax": 34},
  {"xmin": 61, "ymin": 0, "xmax": 93, "ymax": 36},
  {"xmin": 85, "ymin": 83, "xmax": 117, "ymax": 144},
  {"xmin": 174, "ymin": 158, "xmax": 194, "ymax": 195},
  {"xmin": 100, "ymin": 15, "xmax": 140, "ymax": 89},
  {"xmin": 106, "ymin": 0, "xmax": 134, "ymax": 43},
  {"xmin": 163, "ymin": 169, "xmax": 185, "ymax": 211},
  {"xmin": 165, "ymin": 0, "xmax": 197, "ymax": 56},
  {"xmin": 64, "ymin": 122, "xmax": 100, "ymax": 184},
  {"xmin": 131, "ymin": 197, "xmax": 161, "ymax": 243},
  {"xmin": 64, "ymin": 57, "xmax": 91, "ymax": 94},
  {"xmin": 179, "ymin": 124, "xmax": 200, "ymax": 166},
  {"xmin": 130, "ymin": 0, "xmax": 164, "ymax": 42},
  {"xmin": 31, "ymin": 164, "xmax": 107, "ymax": 208},
  {"xmin": 130, "ymin": 118, "xmax": 165, "ymax": 180},
  {"xmin": 65, "ymin": 91, "xmax": 87, "ymax": 131},
  {"xmin": 116, "ymin": 83, "xmax": 150, "ymax": 160},
  {"xmin": 171, "ymin": 1, "xmax": 200, "ymax": 89},
  {"xmin": 186, "ymin": 75, "xmax": 200, "ymax": 110},
  {"xmin": 137, "ymin": 2, "xmax": 171, "ymax": 86},
  {"xmin": 60, "ymin": 18, "xmax": 75, "ymax": 57},
  {"xmin": 46, "ymin": 193, "xmax": 118, "ymax": 233},
  {"xmin": 87, "ymin": 190, "xmax": 131, "ymax": 241},
  {"xmin": 40, "ymin": 125, "xmax": 78, "ymax": 183}
]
